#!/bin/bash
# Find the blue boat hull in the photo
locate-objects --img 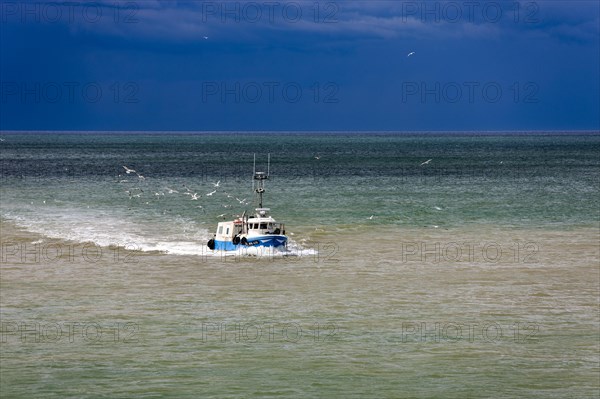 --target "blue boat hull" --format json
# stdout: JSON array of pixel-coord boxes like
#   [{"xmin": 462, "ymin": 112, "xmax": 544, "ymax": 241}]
[{"xmin": 214, "ymin": 235, "xmax": 287, "ymax": 251}]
